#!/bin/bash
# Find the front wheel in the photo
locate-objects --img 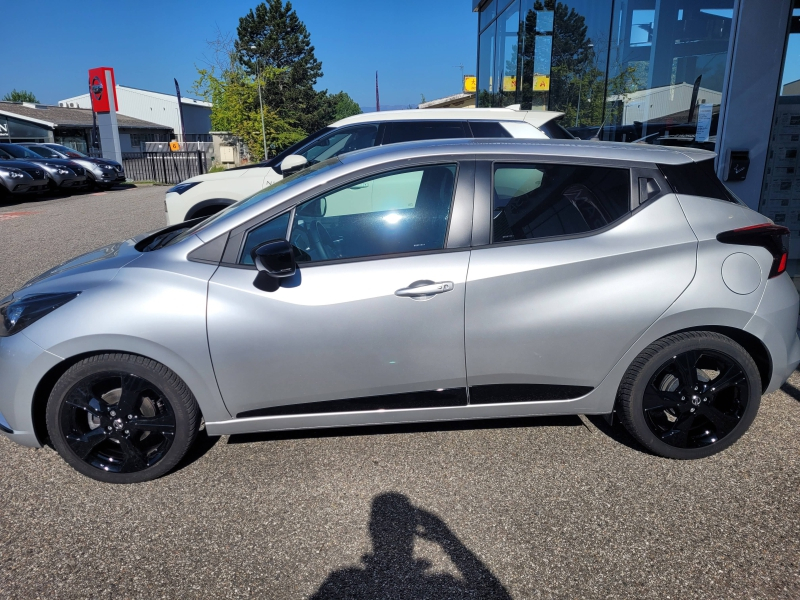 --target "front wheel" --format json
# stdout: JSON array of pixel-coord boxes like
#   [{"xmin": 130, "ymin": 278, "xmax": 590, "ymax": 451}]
[
  {"xmin": 618, "ymin": 331, "xmax": 761, "ymax": 459},
  {"xmin": 46, "ymin": 353, "xmax": 200, "ymax": 483}
]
